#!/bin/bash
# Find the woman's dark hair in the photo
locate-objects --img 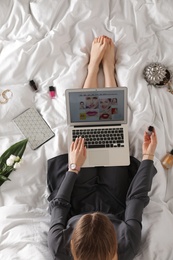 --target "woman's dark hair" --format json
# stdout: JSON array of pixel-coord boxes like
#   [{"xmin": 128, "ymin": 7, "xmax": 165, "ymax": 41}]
[{"xmin": 71, "ymin": 212, "xmax": 117, "ymax": 260}]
